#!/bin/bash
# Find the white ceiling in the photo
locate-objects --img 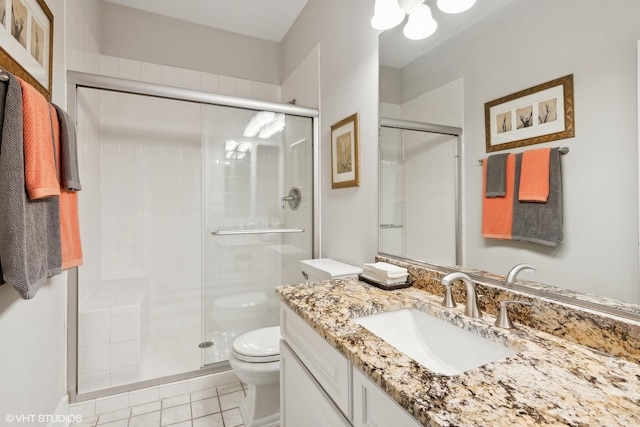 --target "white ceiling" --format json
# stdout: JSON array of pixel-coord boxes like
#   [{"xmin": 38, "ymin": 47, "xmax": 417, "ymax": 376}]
[
  {"xmin": 101, "ymin": 0, "xmax": 310, "ymax": 42},
  {"xmin": 102, "ymin": 0, "xmax": 514, "ymax": 68}
]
